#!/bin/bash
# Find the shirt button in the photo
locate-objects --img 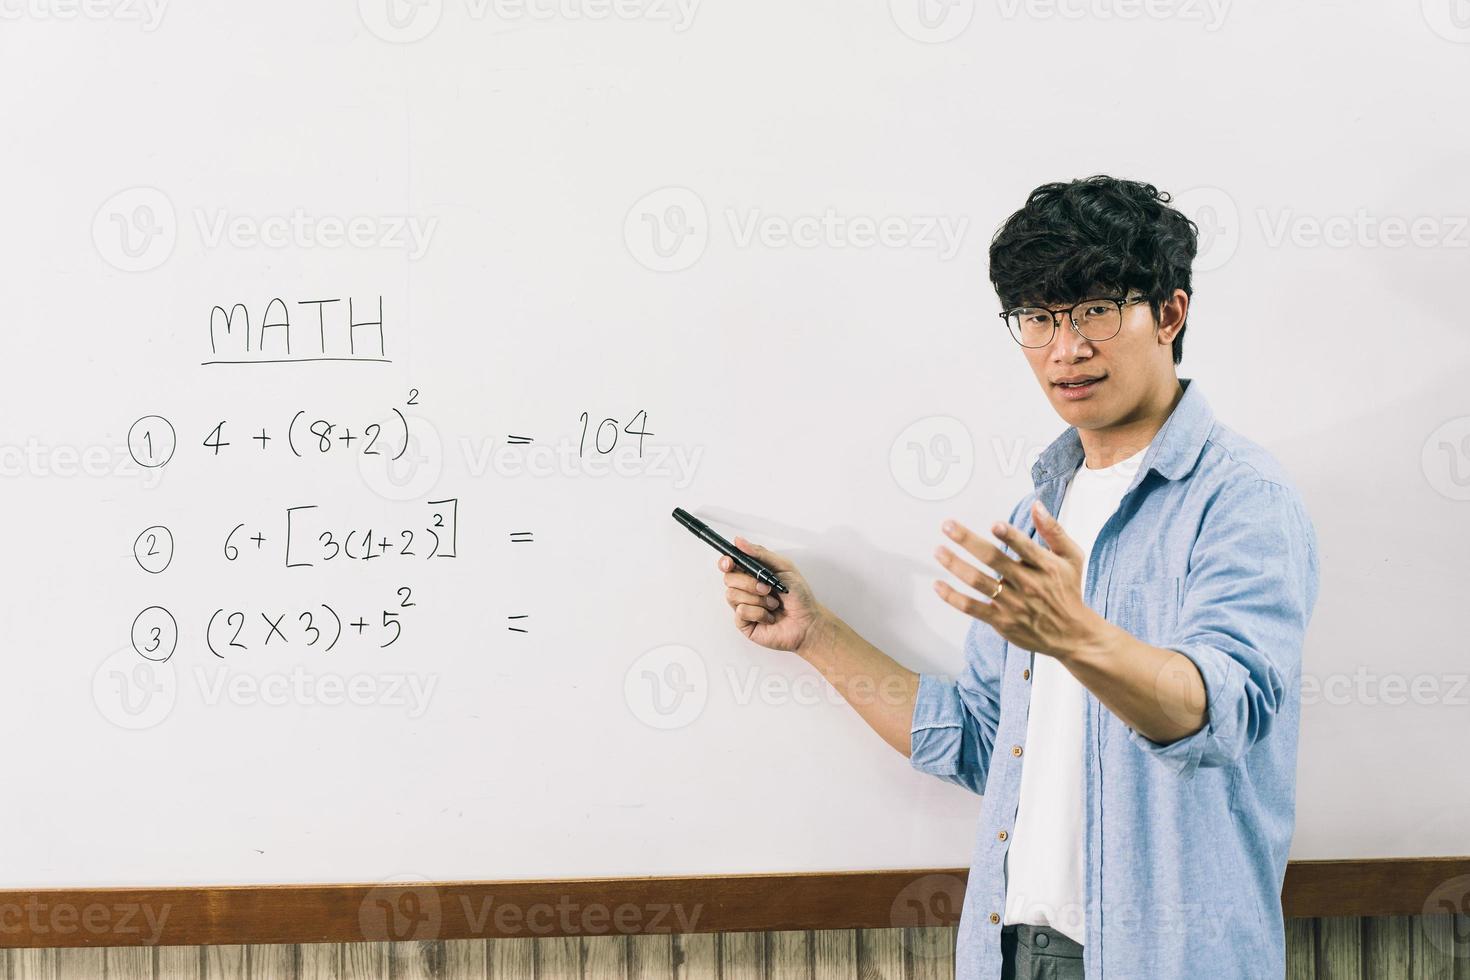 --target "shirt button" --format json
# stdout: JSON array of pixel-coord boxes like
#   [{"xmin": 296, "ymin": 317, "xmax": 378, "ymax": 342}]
[
  {"xmin": 997, "ymin": 830, "xmax": 1008, "ymax": 841},
  {"xmin": 989, "ymin": 913, "xmax": 1000, "ymax": 924},
  {"xmin": 1011, "ymin": 745, "xmax": 1023, "ymax": 757},
  {"xmin": 1022, "ymin": 668, "xmax": 1030, "ymax": 680}
]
